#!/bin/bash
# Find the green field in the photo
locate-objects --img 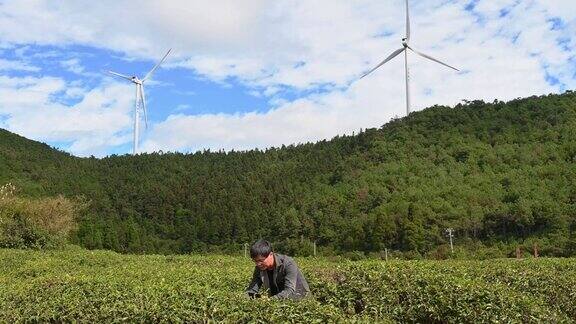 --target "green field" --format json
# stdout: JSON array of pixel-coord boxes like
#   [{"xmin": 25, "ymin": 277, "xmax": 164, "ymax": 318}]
[{"xmin": 1, "ymin": 248, "xmax": 575, "ymax": 323}]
